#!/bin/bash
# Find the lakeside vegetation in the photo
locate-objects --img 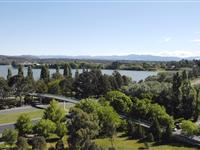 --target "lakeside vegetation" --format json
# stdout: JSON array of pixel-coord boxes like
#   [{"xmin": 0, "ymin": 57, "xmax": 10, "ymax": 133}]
[{"xmin": 1, "ymin": 61, "xmax": 200, "ymax": 149}]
